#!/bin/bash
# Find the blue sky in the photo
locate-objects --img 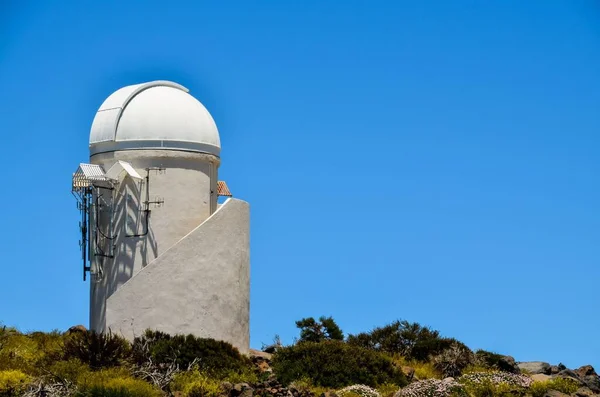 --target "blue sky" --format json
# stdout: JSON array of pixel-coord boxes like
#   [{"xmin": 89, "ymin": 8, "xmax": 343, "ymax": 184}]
[{"xmin": 1, "ymin": 0, "xmax": 599, "ymax": 369}]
